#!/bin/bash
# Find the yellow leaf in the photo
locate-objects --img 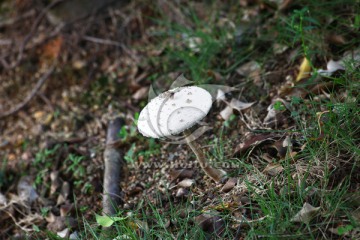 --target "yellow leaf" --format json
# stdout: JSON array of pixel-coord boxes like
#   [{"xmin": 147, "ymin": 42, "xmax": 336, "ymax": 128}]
[{"xmin": 296, "ymin": 57, "xmax": 311, "ymax": 82}]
